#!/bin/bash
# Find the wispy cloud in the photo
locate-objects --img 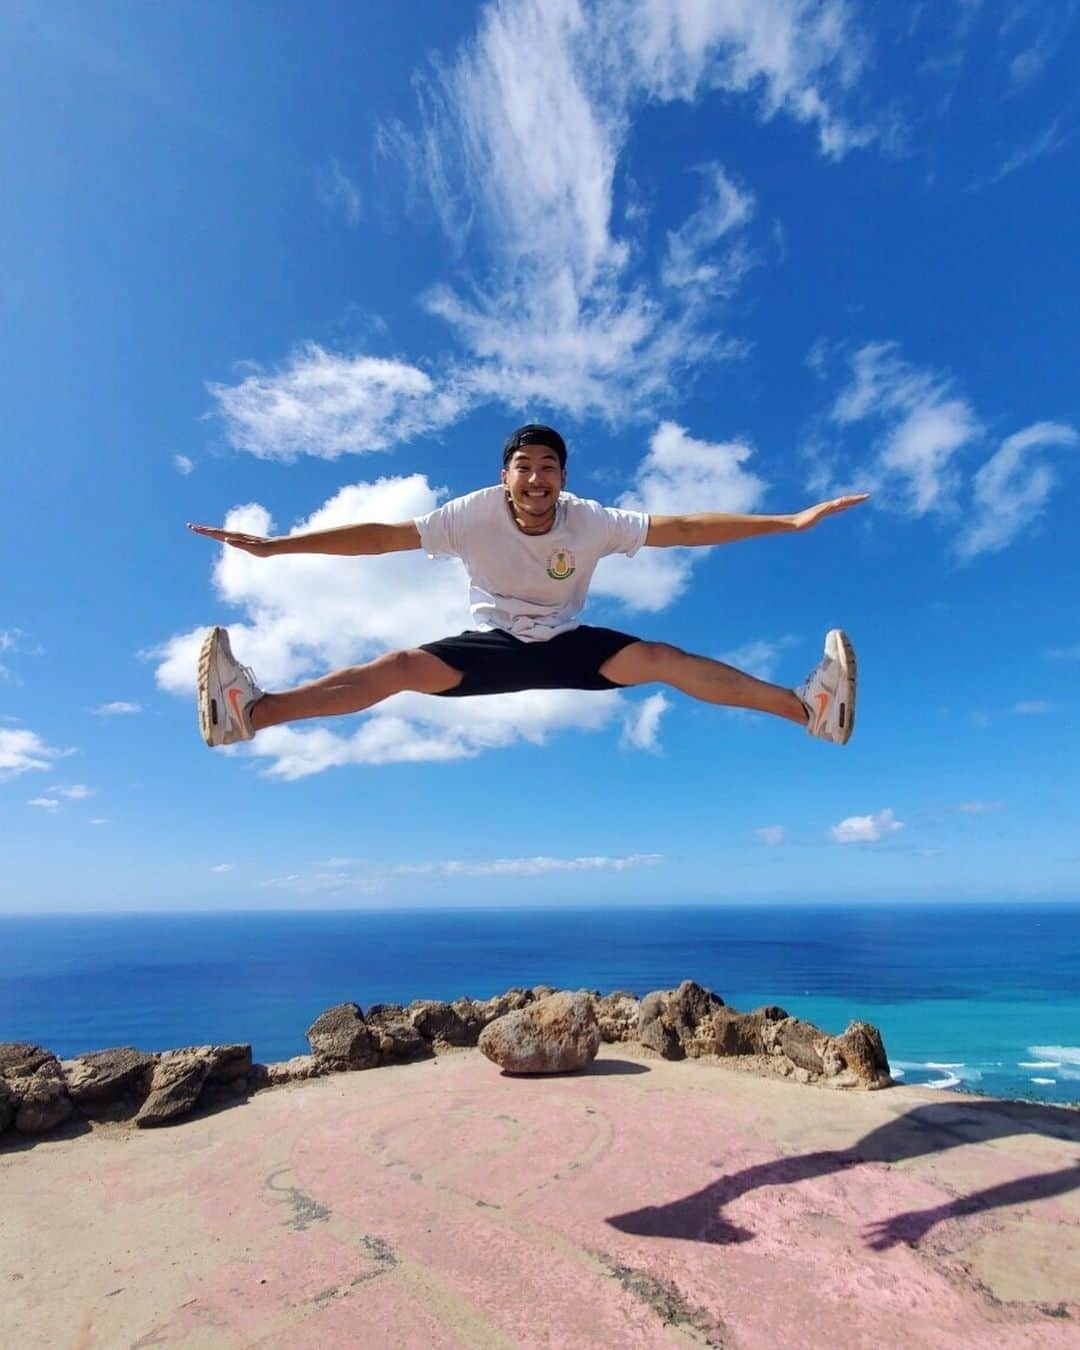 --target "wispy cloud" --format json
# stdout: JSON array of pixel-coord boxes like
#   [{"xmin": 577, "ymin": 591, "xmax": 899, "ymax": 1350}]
[
  {"xmin": 392, "ymin": 852, "xmax": 663, "ymax": 878},
  {"xmin": 957, "ymin": 421, "xmax": 1078, "ymax": 558},
  {"xmin": 174, "ymin": 454, "xmax": 195, "ymax": 475},
  {"xmin": 316, "ymin": 157, "xmax": 362, "ymax": 225},
  {"xmin": 956, "ymin": 800, "xmax": 1004, "ymax": 815},
  {"xmin": 830, "ymin": 807, "xmax": 903, "ymax": 844},
  {"xmin": 620, "ymin": 692, "xmax": 670, "ymax": 752},
  {"xmin": 719, "ymin": 636, "xmax": 799, "ymax": 683},
  {"xmin": 28, "ymin": 797, "xmax": 60, "ymax": 811},
  {"xmin": 1013, "ymin": 699, "xmax": 1051, "ymax": 715},
  {"xmin": 812, "ymin": 343, "xmax": 1076, "ymax": 556},
  {"xmin": 994, "ymin": 120, "xmax": 1070, "ymax": 182},
  {"xmin": 208, "ymin": 344, "xmax": 471, "ymax": 461},
  {"xmin": 91, "ymin": 701, "xmax": 142, "ymax": 716},
  {"xmin": 0, "ymin": 727, "xmax": 68, "ymax": 781},
  {"xmin": 755, "ymin": 825, "xmax": 785, "ymax": 846},
  {"xmin": 49, "ymin": 784, "xmax": 94, "ymax": 800},
  {"xmin": 210, "ymin": 863, "xmax": 234, "ymax": 873},
  {"xmin": 1044, "ymin": 644, "xmax": 1080, "ymax": 662}
]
